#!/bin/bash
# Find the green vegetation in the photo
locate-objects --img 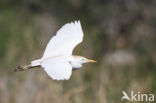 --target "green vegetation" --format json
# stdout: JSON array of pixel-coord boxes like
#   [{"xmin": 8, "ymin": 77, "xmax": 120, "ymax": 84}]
[{"xmin": 0, "ymin": 0, "xmax": 155, "ymax": 103}]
